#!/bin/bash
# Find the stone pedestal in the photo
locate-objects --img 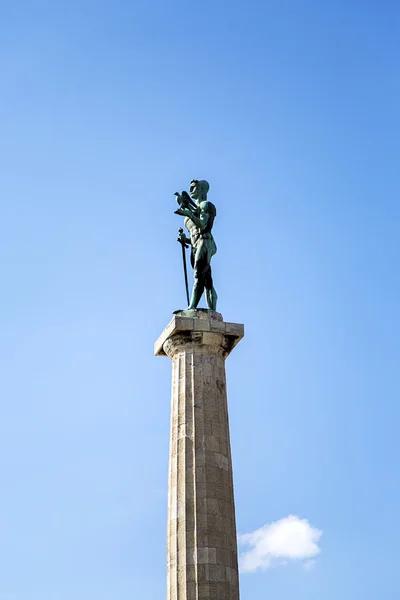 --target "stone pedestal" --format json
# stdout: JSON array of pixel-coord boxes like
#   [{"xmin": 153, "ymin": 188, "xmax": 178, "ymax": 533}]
[{"xmin": 155, "ymin": 310, "xmax": 244, "ymax": 600}]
